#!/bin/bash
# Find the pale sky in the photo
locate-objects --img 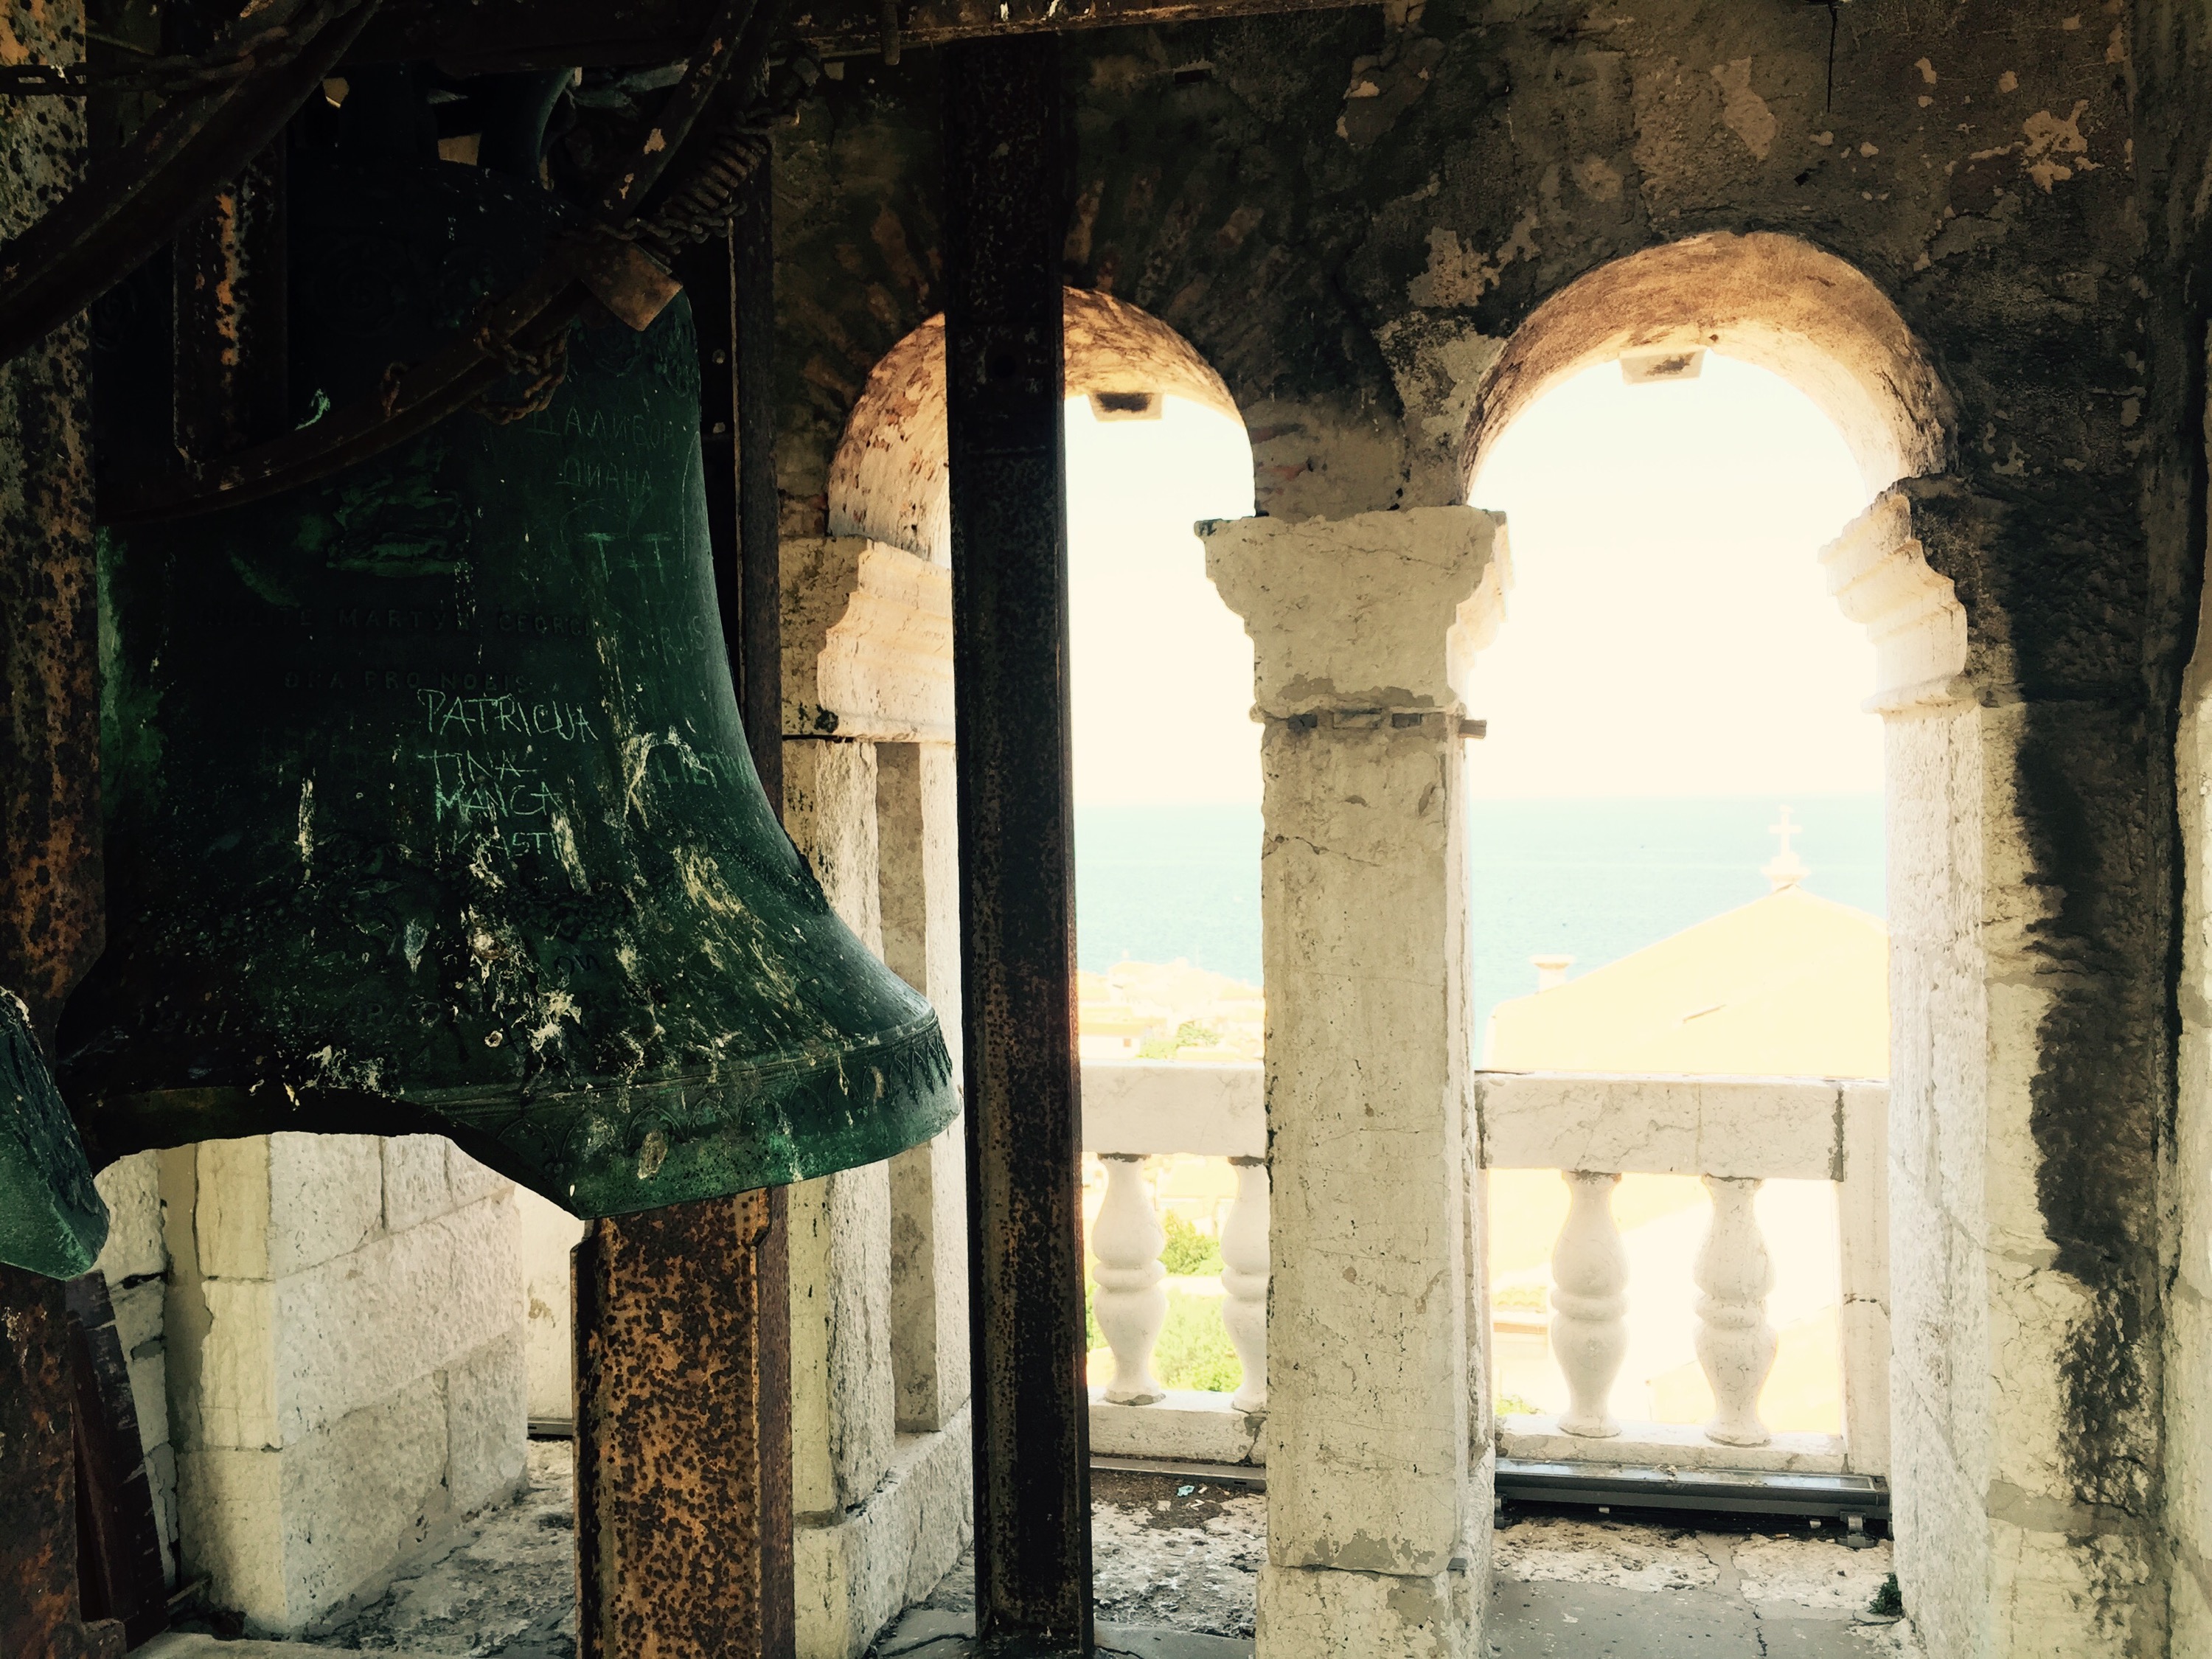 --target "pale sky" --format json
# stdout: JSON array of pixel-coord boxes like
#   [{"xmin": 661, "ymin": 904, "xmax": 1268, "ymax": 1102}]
[
  {"xmin": 1065, "ymin": 354, "xmax": 1881, "ymax": 807},
  {"xmin": 1066, "ymin": 394, "xmax": 1258, "ymax": 807}
]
